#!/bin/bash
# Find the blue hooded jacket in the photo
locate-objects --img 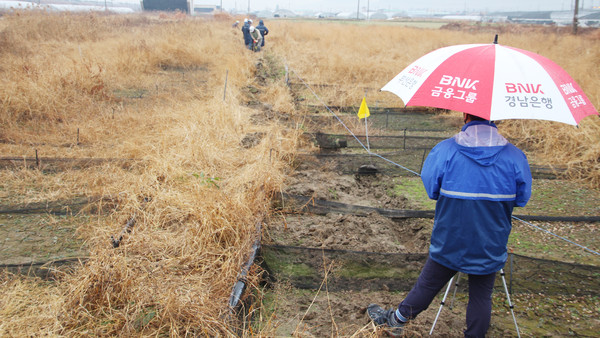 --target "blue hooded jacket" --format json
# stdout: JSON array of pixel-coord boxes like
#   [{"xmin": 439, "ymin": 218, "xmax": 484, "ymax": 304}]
[
  {"xmin": 241, "ymin": 22, "xmax": 252, "ymax": 45},
  {"xmin": 421, "ymin": 121, "xmax": 532, "ymax": 274}
]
